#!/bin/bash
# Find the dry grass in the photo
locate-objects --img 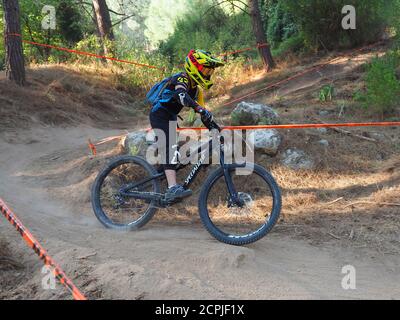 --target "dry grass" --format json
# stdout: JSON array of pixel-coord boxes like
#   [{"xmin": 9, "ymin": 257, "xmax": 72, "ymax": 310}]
[
  {"xmin": 0, "ymin": 63, "xmax": 148, "ymax": 132},
  {"xmin": 196, "ymin": 42, "xmax": 400, "ymax": 252}
]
